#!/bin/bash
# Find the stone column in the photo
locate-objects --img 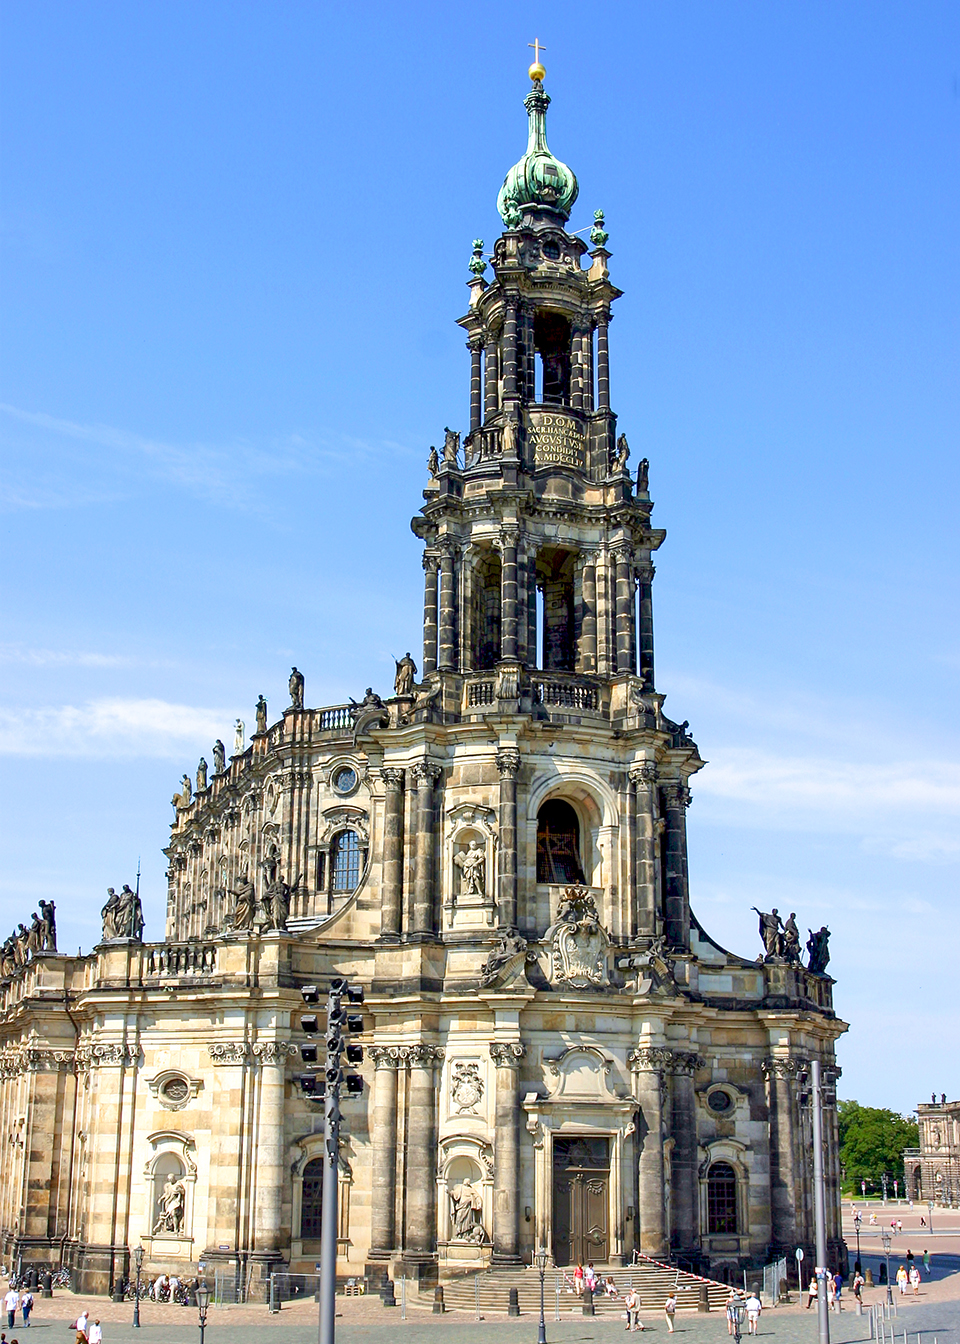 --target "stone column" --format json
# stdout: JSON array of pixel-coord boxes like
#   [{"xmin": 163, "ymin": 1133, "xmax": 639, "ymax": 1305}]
[
  {"xmin": 252, "ymin": 1041, "xmax": 290, "ymax": 1256},
  {"xmin": 502, "ymin": 301, "xmax": 519, "ymax": 401},
  {"xmin": 596, "ymin": 309, "xmax": 611, "ymax": 410},
  {"xmin": 636, "ymin": 561, "xmax": 655, "ymax": 688},
  {"xmin": 499, "ymin": 526, "xmax": 519, "ymax": 663},
  {"xmin": 615, "ymin": 546, "xmax": 635, "ymax": 674},
  {"xmin": 629, "ymin": 1048, "xmax": 671, "ymax": 1259},
  {"xmin": 437, "ymin": 541, "xmax": 458, "ymax": 671},
  {"xmin": 484, "ymin": 337, "xmax": 499, "ymax": 420},
  {"xmin": 630, "ymin": 763, "xmax": 659, "ymax": 937},
  {"xmin": 526, "ymin": 547, "xmax": 539, "ymax": 667},
  {"xmin": 403, "ymin": 1045, "xmax": 443, "ymax": 1263},
  {"xmin": 763, "ymin": 1057, "xmax": 801, "ymax": 1252},
  {"xmin": 583, "ymin": 323, "xmax": 594, "ymax": 413},
  {"xmin": 669, "ymin": 1051, "xmax": 704, "ymax": 1257},
  {"xmin": 660, "ymin": 782, "xmax": 691, "ymax": 950},
  {"xmin": 411, "ymin": 761, "xmax": 441, "ymax": 938},
  {"xmin": 422, "ymin": 555, "xmax": 439, "ymax": 676},
  {"xmin": 469, "ymin": 341, "xmax": 482, "ymax": 432},
  {"xmin": 521, "ymin": 305, "xmax": 536, "ymax": 403},
  {"xmin": 622, "ymin": 772, "xmax": 637, "ymax": 939},
  {"xmin": 379, "ymin": 768, "xmax": 405, "ymax": 941},
  {"xmin": 578, "ymin": 554, "xmax": 598, "ymax": 673},
  {"xmin": 490, "ymin": 1043, "xmax": 526, "ymax": 1263},
  {"xmin": 368, "ymin": 1047, "xmax": 402, "ymax": 1258},
  {"xmin": 496, "ymin": 749, "xmax": 521, "ymax": 930}
]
